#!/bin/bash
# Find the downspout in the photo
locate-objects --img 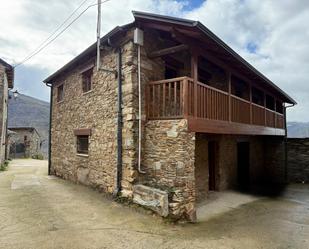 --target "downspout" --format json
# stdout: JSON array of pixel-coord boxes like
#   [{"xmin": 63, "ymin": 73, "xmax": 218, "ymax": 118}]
[
  {"xmin": 45, "ymin": 82, "xmax": 53, "ymax": 175},
  {"xmin": 115, "ymin": 47, "xmax": 123, "ymax": 195},
  {"xmin": 5, "ymin": 93, "xmax": 8, "ymax": 160},
  {"xmin": 284, "ymin": 103, "xmax": 295, "ymax": 183},
  {"xmin": 137, "ymin": 44, "xmax": 145, "ymax": 174}
]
